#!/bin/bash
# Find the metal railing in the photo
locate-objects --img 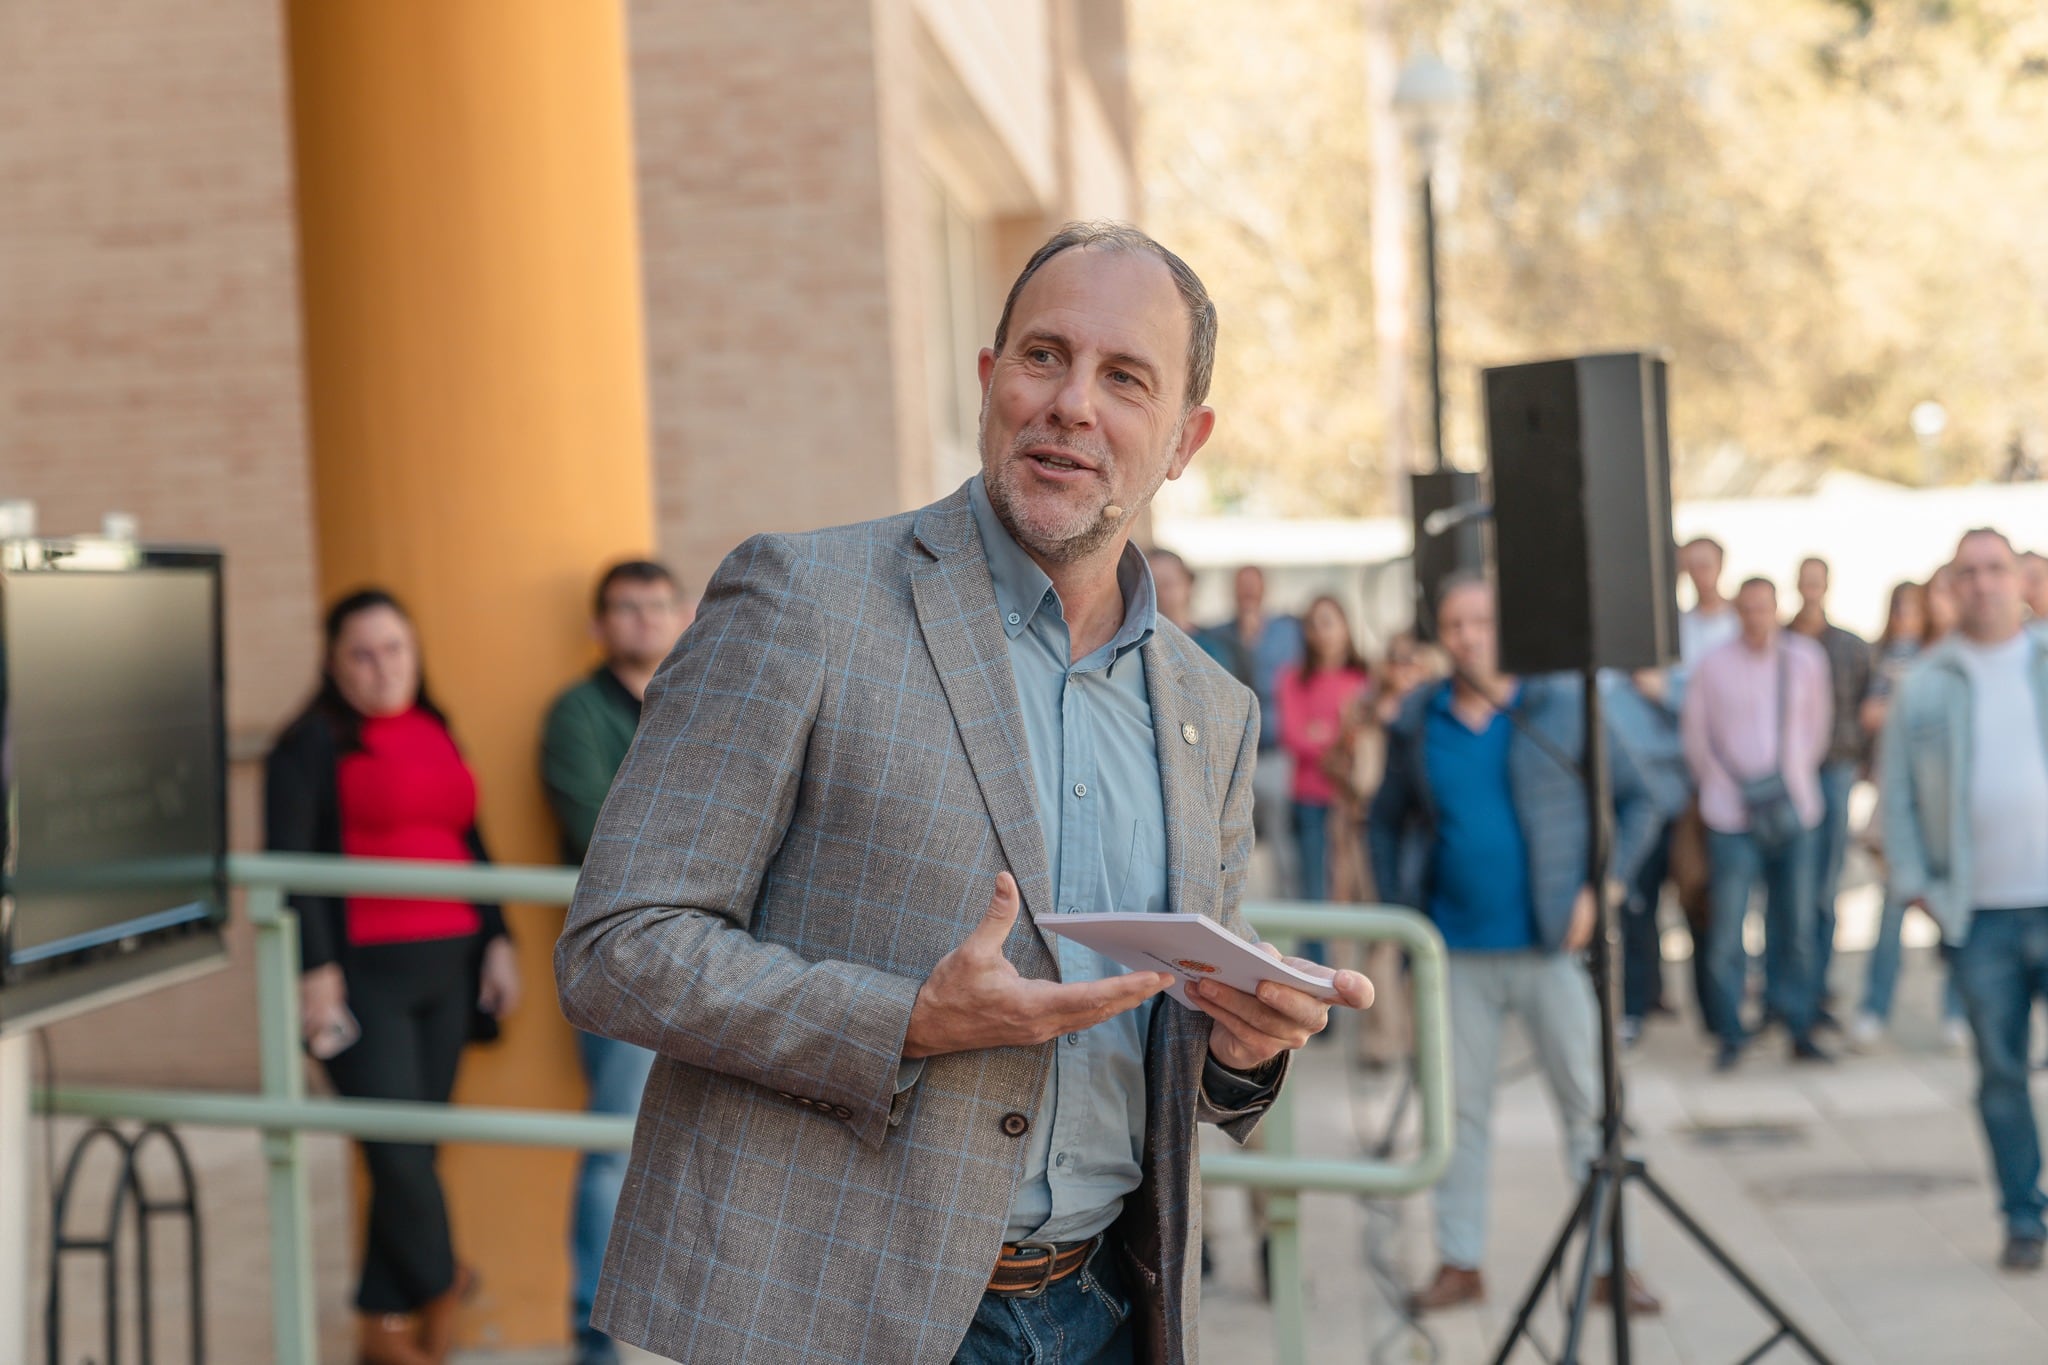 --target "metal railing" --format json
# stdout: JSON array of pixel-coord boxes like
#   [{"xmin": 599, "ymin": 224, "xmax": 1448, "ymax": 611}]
[{"xmin": 40, "ymin": 853, "xmax": 1451, "ymax": 1365}]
